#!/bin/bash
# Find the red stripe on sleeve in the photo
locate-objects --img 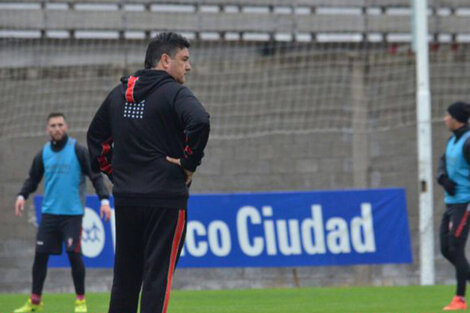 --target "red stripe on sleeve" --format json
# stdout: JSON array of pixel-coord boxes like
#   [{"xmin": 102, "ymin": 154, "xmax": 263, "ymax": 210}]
[
  {"xmin": 98, "ymin": 136, "xmax": 113, "ymax": 175},
  {"xmin": 184, "ymin": 145, "xmax": 193, "ymax": 156},
  {"xmin": 184, "ymin": 135, "xmax": 192, "ymax": 158}
]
